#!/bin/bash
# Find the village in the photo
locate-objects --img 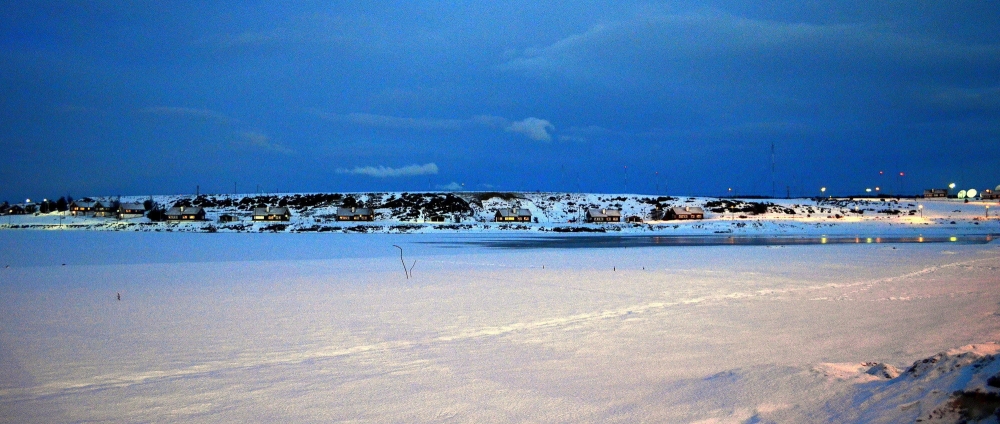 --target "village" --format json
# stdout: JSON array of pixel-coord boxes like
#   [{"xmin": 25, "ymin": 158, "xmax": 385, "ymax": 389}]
[
  {"xmin": 7, "ymin": 194, "xmax": 705, "ymax": 225},
  {"xmin": 1, "ymin": 188, "xmax": 997, "ymax": 234}
]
